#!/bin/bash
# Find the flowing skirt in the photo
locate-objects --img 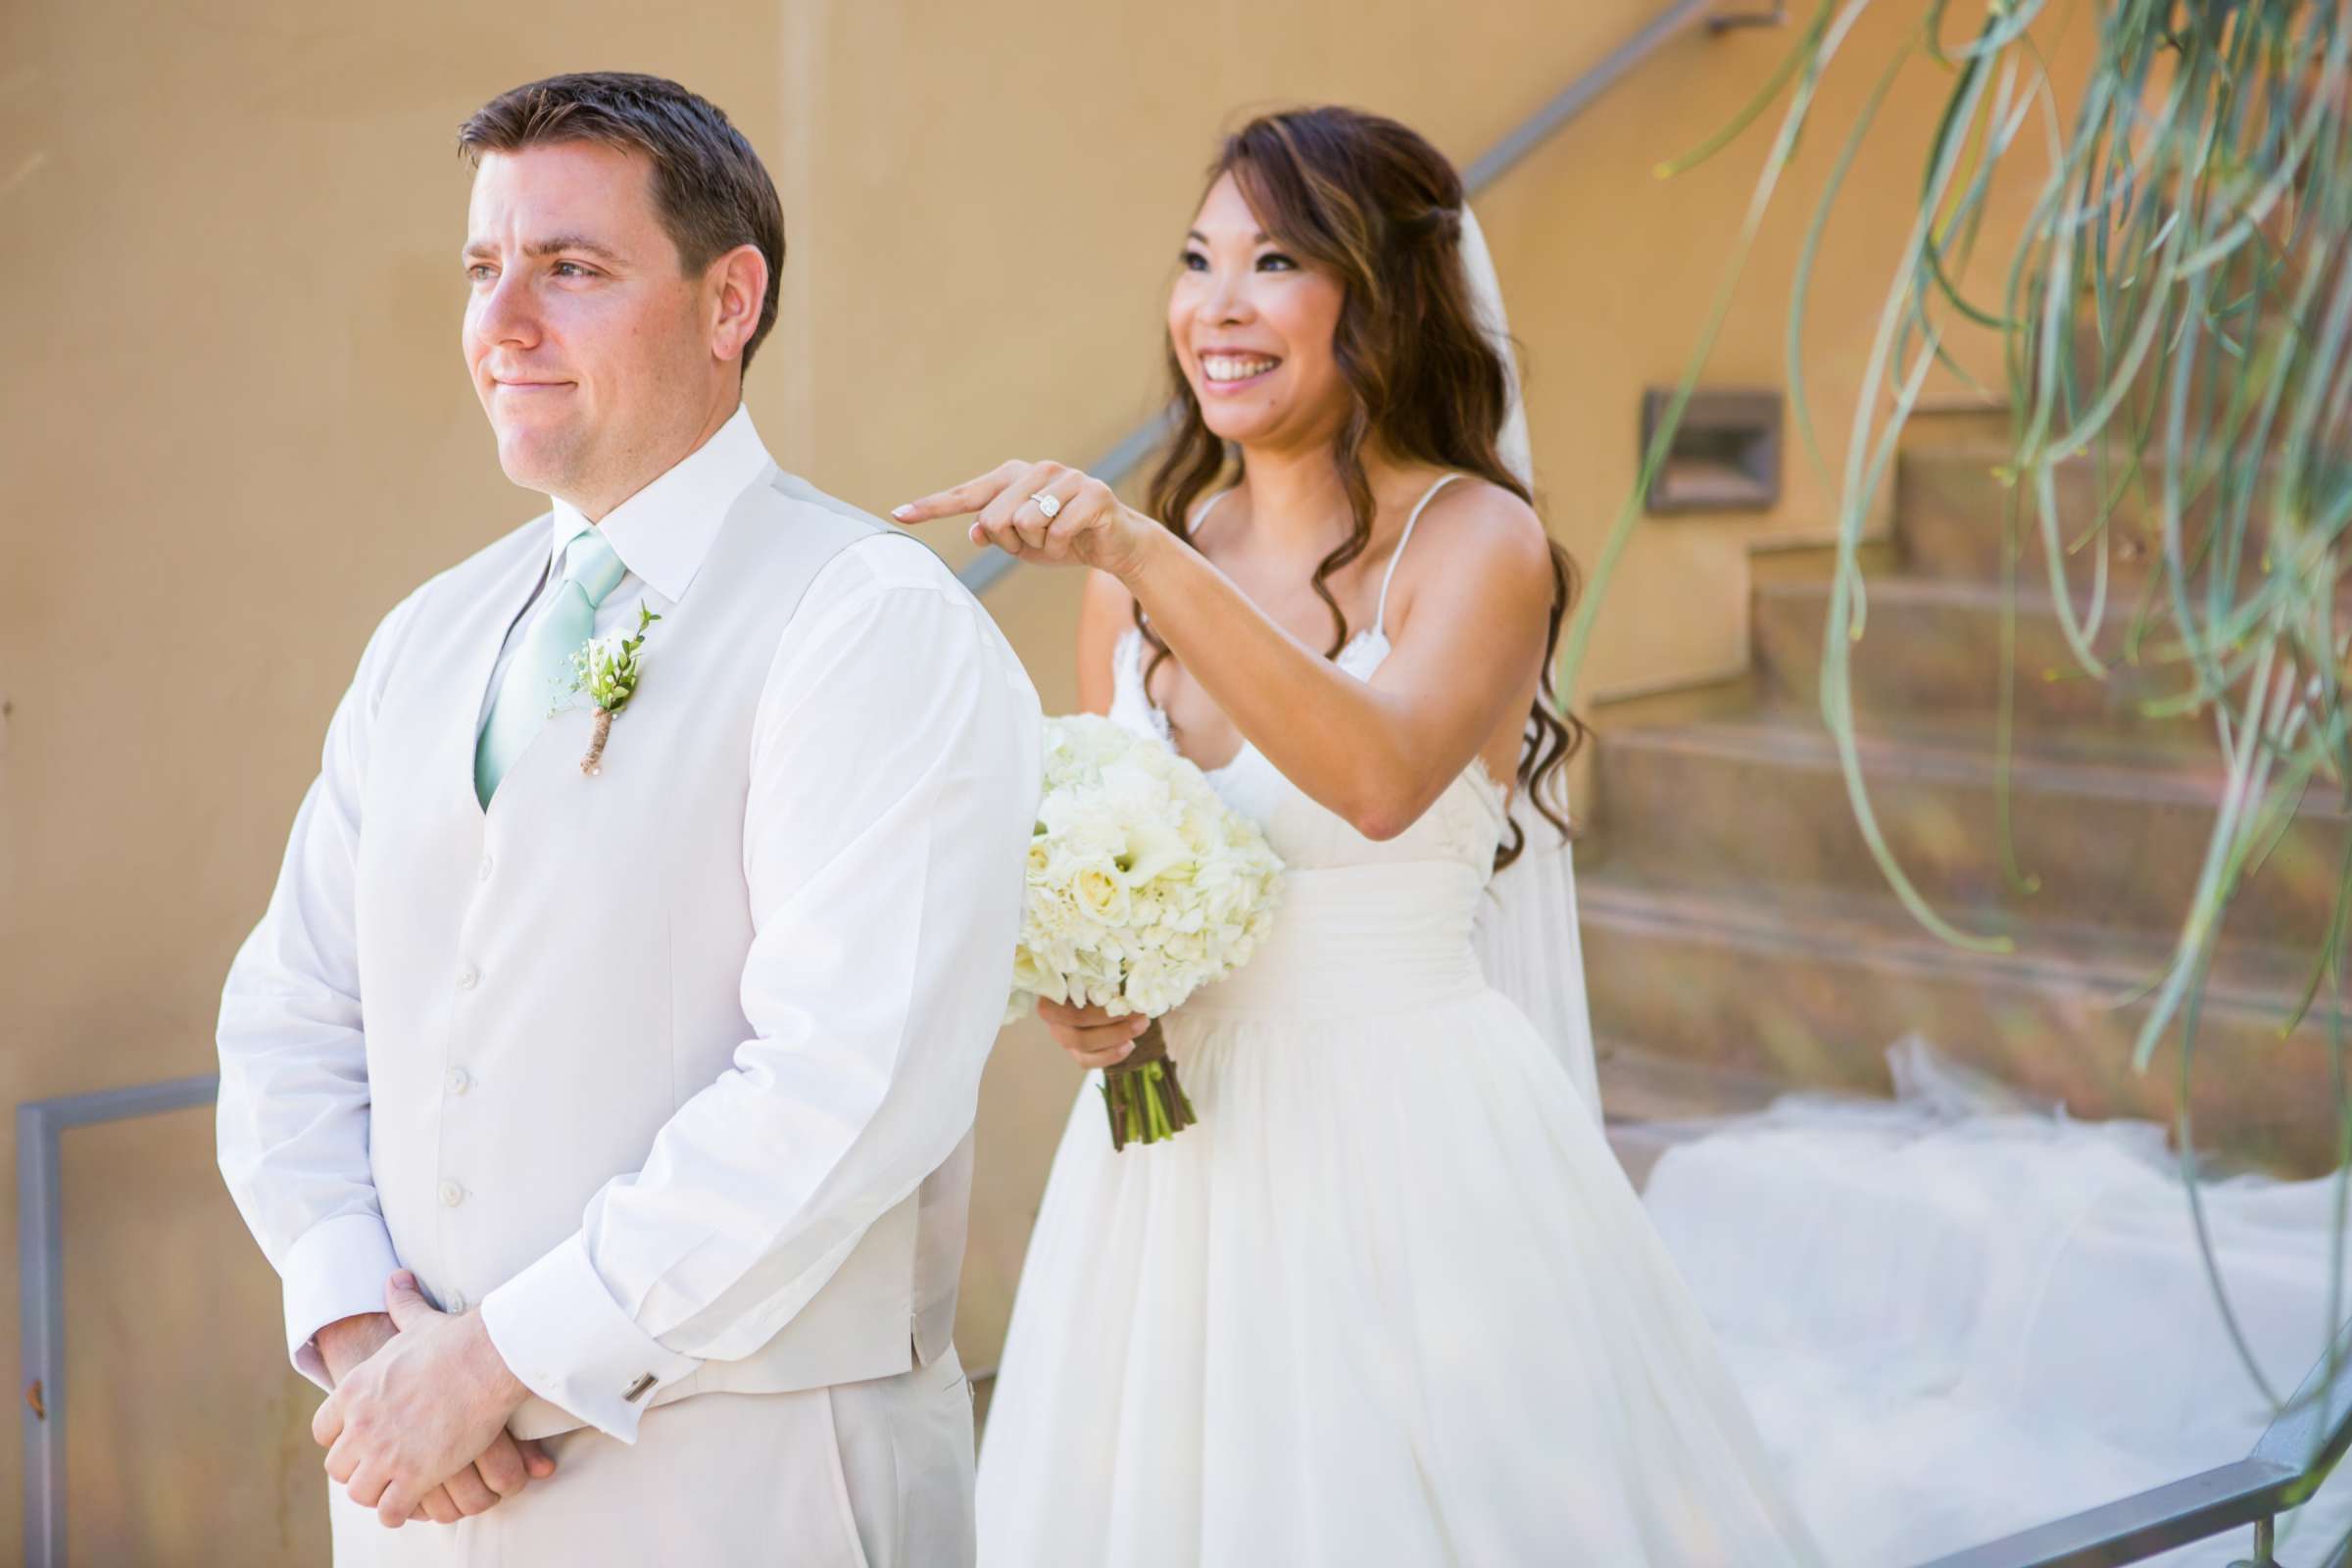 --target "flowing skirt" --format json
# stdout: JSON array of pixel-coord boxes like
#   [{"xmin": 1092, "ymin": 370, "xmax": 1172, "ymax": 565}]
[
  {"xmin": 975, "ymin": 988, "xmax": 1827, "ymax": 1567},
  {"xmin": 1640, "ymin": 1035, "xmax": 2352, "ymax": 1567}
]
